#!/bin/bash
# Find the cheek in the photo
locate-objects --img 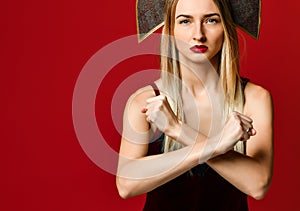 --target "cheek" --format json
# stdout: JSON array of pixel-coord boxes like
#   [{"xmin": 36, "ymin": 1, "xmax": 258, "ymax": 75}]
[
  {"xmin": 214, "ymin": 31, "xmax": 224, "ymax": 51},
  {"xmin": 174, "ymin": 38, "xmax": 187, "ymax": 55},
  {"xmin": 174, "ymin": 28, "xmax": 190, "ymax": 52},
  {"xmin": 174, "ymin": 27, "xmax": 190, "ymax": 42},
  {"xmin": 174, "ymin": 31, "xmax": 182, "ymax": 41}
]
